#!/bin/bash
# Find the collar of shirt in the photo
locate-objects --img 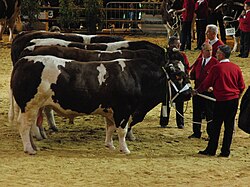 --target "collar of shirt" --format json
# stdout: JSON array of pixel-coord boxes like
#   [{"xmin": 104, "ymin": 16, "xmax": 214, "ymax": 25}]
[
  {"xmin": 246, "ymin": 10, "xmax": 250, "ymax": 14},
  {"xmin": 197, "ymin": 0, "xmax": 204, "ymax": 5},
  {"xmin": 220, "ymin": 59, "xmax": 230, "ymax": 63},
  {"xmin": 202, "ymin": 56, "xmax": 212, "ymax": 66},
  {"xmin": 209, "ymin": 37, "xmax": 219, "ymax": 46}
]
